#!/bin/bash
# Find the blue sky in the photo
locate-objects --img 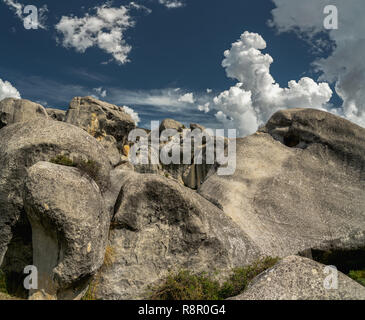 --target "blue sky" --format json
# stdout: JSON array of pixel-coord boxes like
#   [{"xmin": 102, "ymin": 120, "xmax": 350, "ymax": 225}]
[{"xmin": 0, "ymin": 0, "xmax": 363, "ymax": 134}]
